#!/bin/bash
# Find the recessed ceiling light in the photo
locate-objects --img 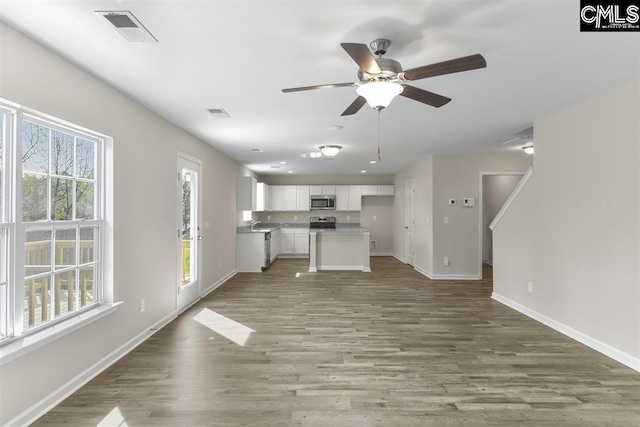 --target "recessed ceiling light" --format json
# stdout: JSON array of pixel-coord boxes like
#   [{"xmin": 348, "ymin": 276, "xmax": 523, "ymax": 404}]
[
  {"xmin": 251, "ymin": 148, "xmax": 264, "ymax": 152},
  {"xmin": 325, "ymin": 125, "xmax": 343, "ymax": 131},
  {"xmin": 280, "ymin": 161, "xmax": 287, "ymax": 164},
  {"xmin": 309, "ymin": 152, "xmax": 322, "ymax": 158},
  {"xmin": 369, "ymin": 160, "xmax": 377, "ymax": 164},
  {"xmin": 361, "ymin": 170, "xmax": 367, "ymax": 174},
  {"xmin": 270, "ymin": 165, "xmax": 280, "ymax": 169},
  {"xmin": 287, "ymin": 170, "xmax": 293, "ymax": 174}
]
